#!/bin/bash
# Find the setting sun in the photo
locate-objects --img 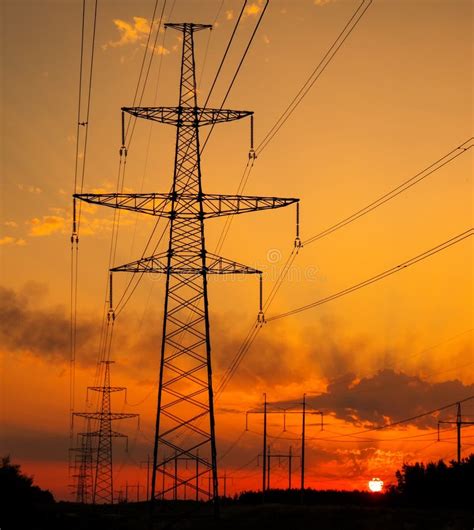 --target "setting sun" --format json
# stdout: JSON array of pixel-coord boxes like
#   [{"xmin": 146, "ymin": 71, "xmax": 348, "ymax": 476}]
[{"xmin": 368, "ymin": 478, "xmax": 384, "ymax": 493}]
